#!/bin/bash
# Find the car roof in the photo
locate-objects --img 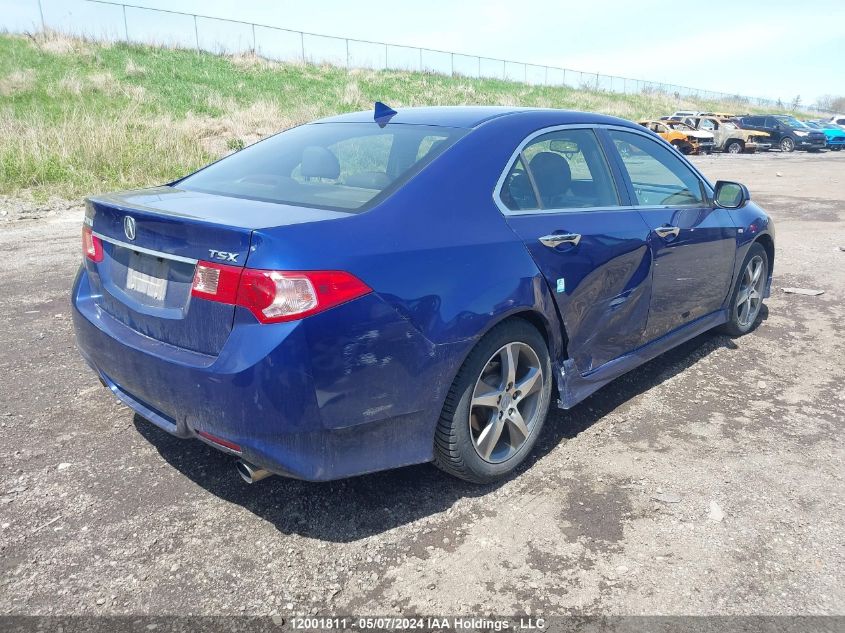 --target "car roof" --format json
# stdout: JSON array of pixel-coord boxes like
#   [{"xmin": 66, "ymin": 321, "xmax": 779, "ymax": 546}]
[{"xmin": 313, "ymin": 106, "xmax": 637, "ymax": 129}]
